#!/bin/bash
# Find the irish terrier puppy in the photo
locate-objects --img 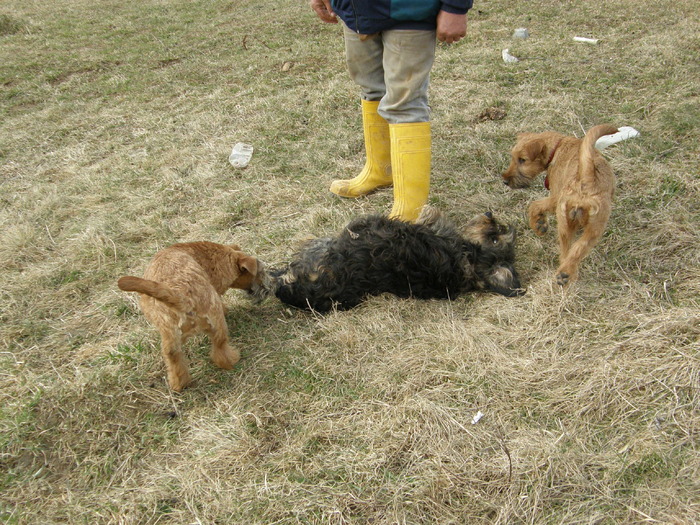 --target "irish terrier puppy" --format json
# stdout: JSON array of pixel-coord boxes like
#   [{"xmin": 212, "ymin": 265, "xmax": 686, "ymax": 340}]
[
  {"xmin": 502, "ymin": 124, "xmax": 618, "ymax": 286},
  {"xmin": 118, "ymin": 242, "xmax": 270, "ymax": 391}
]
